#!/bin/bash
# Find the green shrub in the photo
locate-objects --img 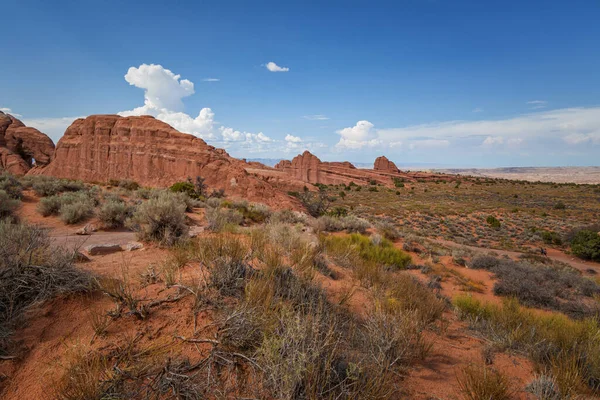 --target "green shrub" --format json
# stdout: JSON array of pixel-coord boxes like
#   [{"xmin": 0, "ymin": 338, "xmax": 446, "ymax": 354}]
[
  {"xmin": 393, "ymin": 177, "xmax": 405, "ymax": 188},
  {"xmin": 98, "ymin": 199, "xmax": 134, "ymax": 228},
  {"xmin": 571, "ymin": 230, "xmax": 600, "ymax": 262},
  {"xmin": 486, "ymin": 215, "xmax": 501, "ymax": 229},
  {"xmin": 541, "ymin": 230, "xmax": 563, "ymax": 246},
  {"xmin": 554, "ymin": 201, "xmax": 566, "ymax": 210},
  {"xmin": 37, "ymin": 192, "xmax": 96, "ymax": 221},
  {"xmin": 368, "ymin": 186, "xmax": 378, "ymax": 192},
  {"xmin": 323, "ymin": 233, "xmax": 411, "ymax": 270},
  {"xmin": 170, "ymin": 181, "xmax": 197, "ymax": 198},
  {"xmin": 31, "ymin": 176, "xmax": 85, "ymax": 197},
  {"xmin": 128, "ymin": 192, "xmax": 188, "ymax": 246},
  {"xmin": 60, "ymin": 201, "xmax": 94, "ymax": 224},
  {"xmin": 0, "ymin": 190, "xmax": 20, "ymax": 219},
  {"xmin": 0, "ymin": 173, "xmax": 23, "ymax": 199}
]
